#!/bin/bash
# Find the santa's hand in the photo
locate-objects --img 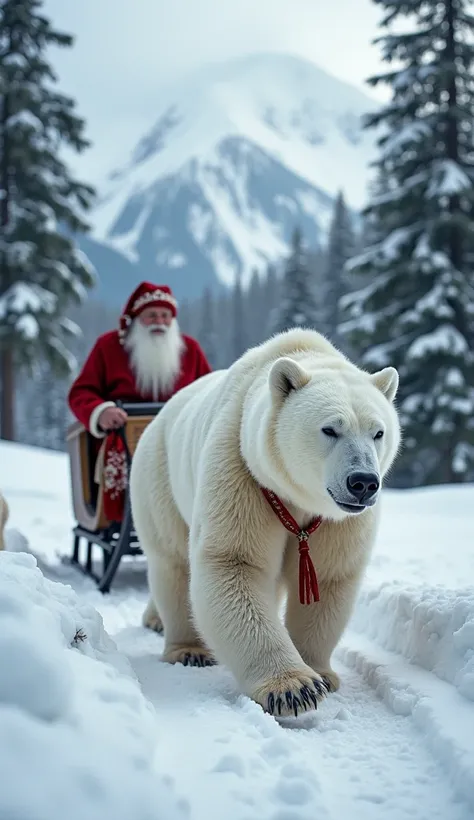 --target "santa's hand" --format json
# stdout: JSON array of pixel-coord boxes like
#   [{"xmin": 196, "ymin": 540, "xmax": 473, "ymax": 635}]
[{"xmin": 98, "ymin": 406, "xmax": 128, "ymax": 431}]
